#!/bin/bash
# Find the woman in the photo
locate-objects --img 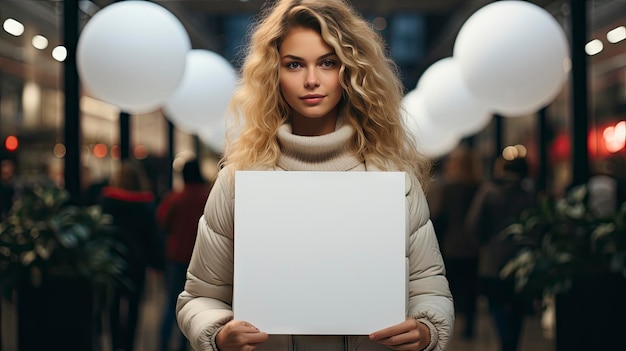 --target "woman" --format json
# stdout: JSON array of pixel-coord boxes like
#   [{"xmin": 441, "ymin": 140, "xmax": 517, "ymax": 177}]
[{"xmin": 177, "ymin": 1, "xmax": 454, "ymax": 350}]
